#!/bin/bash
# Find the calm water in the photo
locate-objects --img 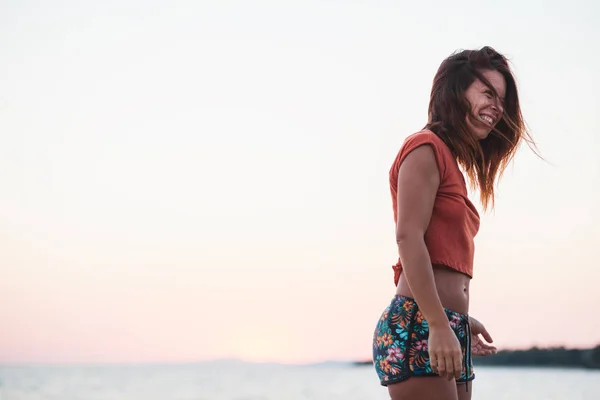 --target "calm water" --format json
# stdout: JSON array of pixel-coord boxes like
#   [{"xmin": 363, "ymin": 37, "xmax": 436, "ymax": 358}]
[{"xmin": 1, "ymin": 362, "xmax": 599, "ymax": 400}]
